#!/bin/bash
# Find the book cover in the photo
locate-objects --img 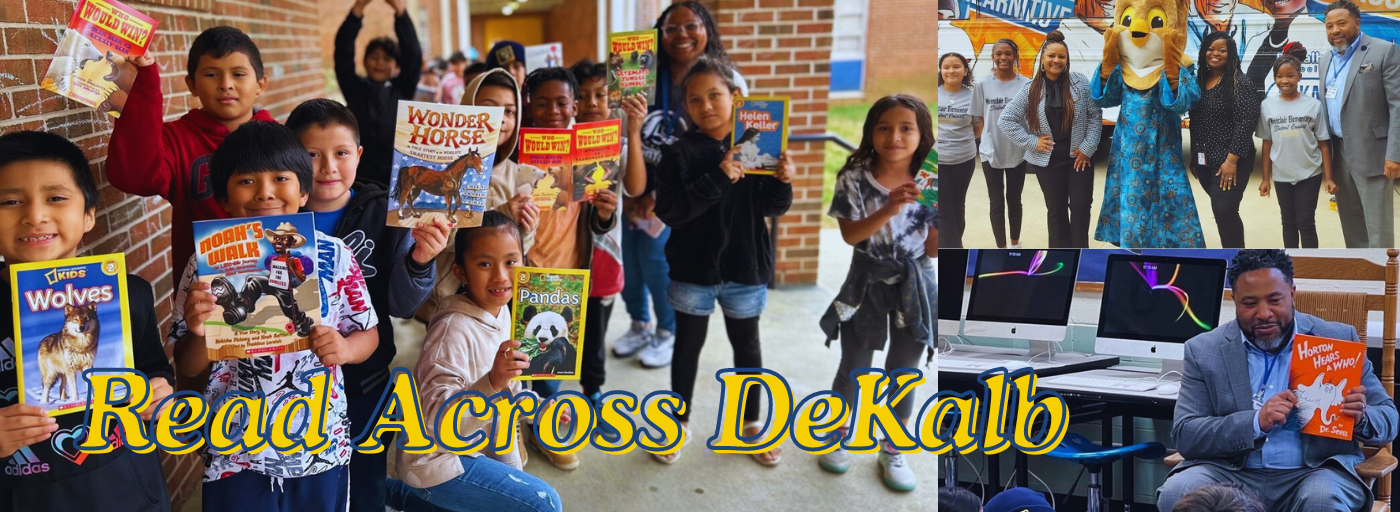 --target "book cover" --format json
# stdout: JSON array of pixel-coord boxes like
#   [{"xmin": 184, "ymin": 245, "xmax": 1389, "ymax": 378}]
[
  {"xmin": 1287, "ymin": 334, "xmax": 1366, "ymax": 440},
  {"xmin": 917, "ymin": 149, "xmax": 937, "ymax": 210},
  {"xmin": 732, "ymin": 96, "xmax": 790, "ymax": 175},
  {"xmin": 518, "ymin": 128, "xmax": 573, "ymax": 211},
  {"xmin": 607, "ymin": 30, "xmax": 658, "ymax": 110},
  {"xmin": 571, "ymin": 119, "xmax": 623, "ymax": 202},
  {"xmin": 511, "ymin": 267, "xmax": 590, "ymax": 380},
  {"xmin": 40, "ymin": 0, "xmax": 158, "ymax": 118},
  {"xmin": 12, "ymin": 254, "xmax": 134, "ymax": 417},
  {"xmin": 525, "ymin": 42, "xmax": 564, "ymax": 73},
  {"xmin": 388, "ymin": 101, "xmax": 504, "ymax": 229},
  {"xmin": 193, "ymin": 213, "xmax": 321, "ymax": 360}
]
